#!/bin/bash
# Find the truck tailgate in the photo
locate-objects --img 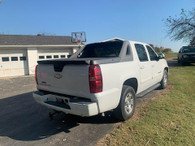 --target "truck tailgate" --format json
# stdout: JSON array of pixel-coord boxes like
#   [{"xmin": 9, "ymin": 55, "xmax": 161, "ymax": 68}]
[{"xmin": 37, "ymin": 63, "xmax": 90, "ymax": 98}]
